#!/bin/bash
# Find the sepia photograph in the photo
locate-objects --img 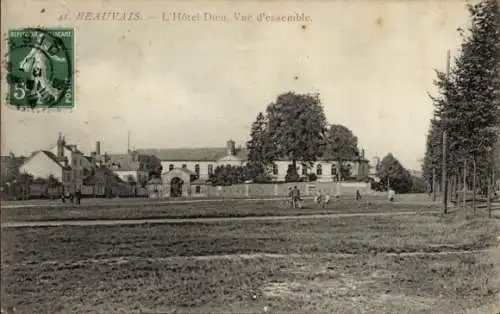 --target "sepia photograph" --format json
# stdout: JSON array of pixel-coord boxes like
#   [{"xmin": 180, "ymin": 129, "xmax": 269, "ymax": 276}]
[{"xmin": 1, "ymin": 0, "xmax": 499, "ymax": 313}]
